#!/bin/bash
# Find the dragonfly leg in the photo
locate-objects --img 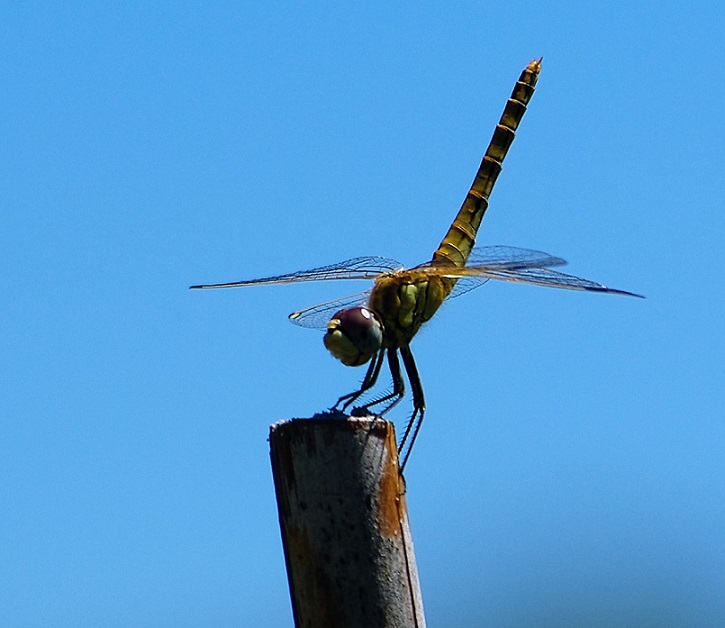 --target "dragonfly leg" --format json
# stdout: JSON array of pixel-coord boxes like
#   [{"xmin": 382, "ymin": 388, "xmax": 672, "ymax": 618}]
[
  {"xmin": 397, "ymin": 345, "xmax": 426, "ymax": 472},
  {"xmin": 334, "ymin": 347, "xmax": 385, "ymax": 411},
  {"xmin": 361, "ymin": 347, "xmax": 406, "ymax": 415}
]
